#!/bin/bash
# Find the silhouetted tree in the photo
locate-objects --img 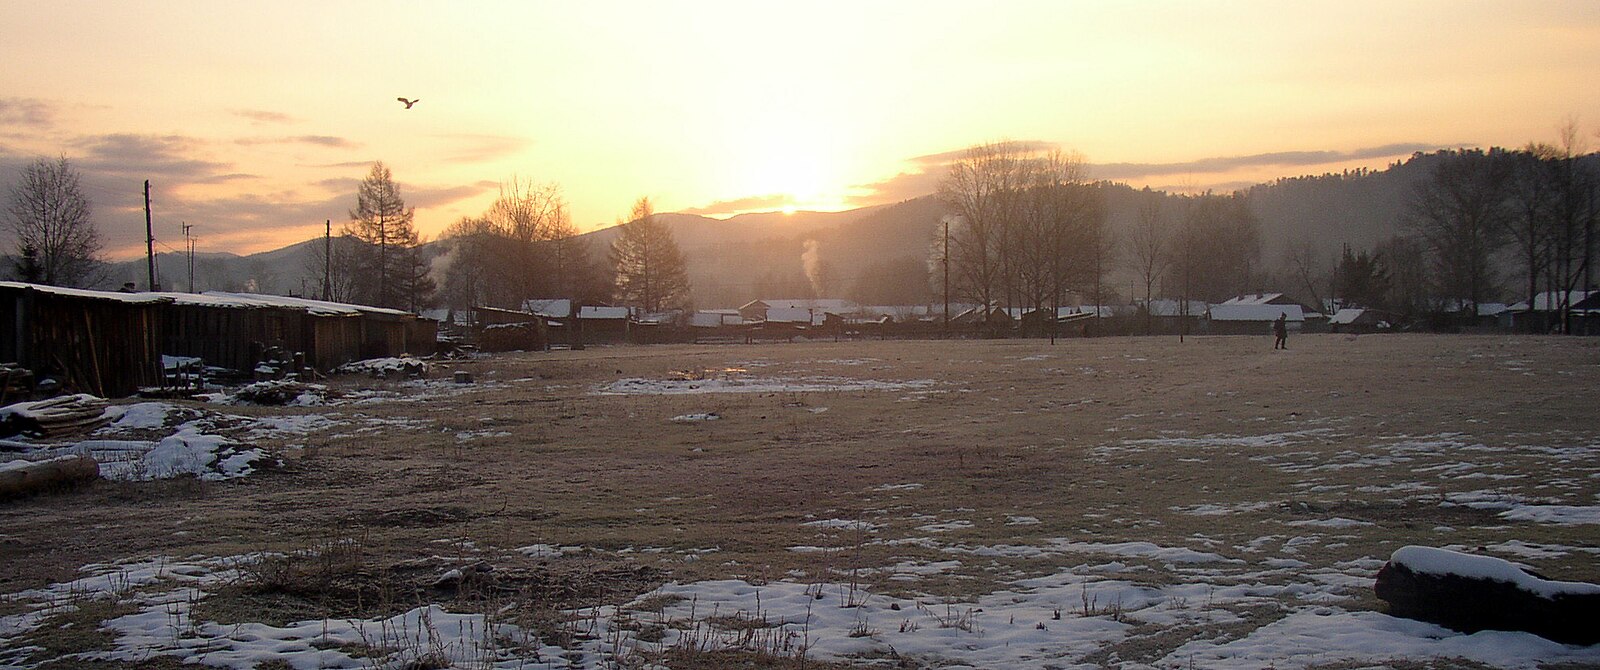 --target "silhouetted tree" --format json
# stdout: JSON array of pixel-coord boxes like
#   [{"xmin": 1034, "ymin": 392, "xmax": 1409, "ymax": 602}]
[
  {"xmin": 4, "ymin": 156, "xmax": 103, "ymax": 287},
  {"xmin": 611, "ymin": 197, "xmax": 691, "ymax": 313},
  {"xmin": 345, "ymin": 162, "xmax": 429, "ymax": 309},
  {"xmin": 1332, "ymin": 244, "xmax": 1389, "ymax": 309},
  {"xmin": 1405, "ymin": 148, "xmax": 1512, "ymax": 316},
  {"xmin": 1169, "ymin": 193, "xmax": 1261, "ymax": 303},
  {"xmin": 1127, "ymin": 189, "xmax": 1171, "ymax": 334}
]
